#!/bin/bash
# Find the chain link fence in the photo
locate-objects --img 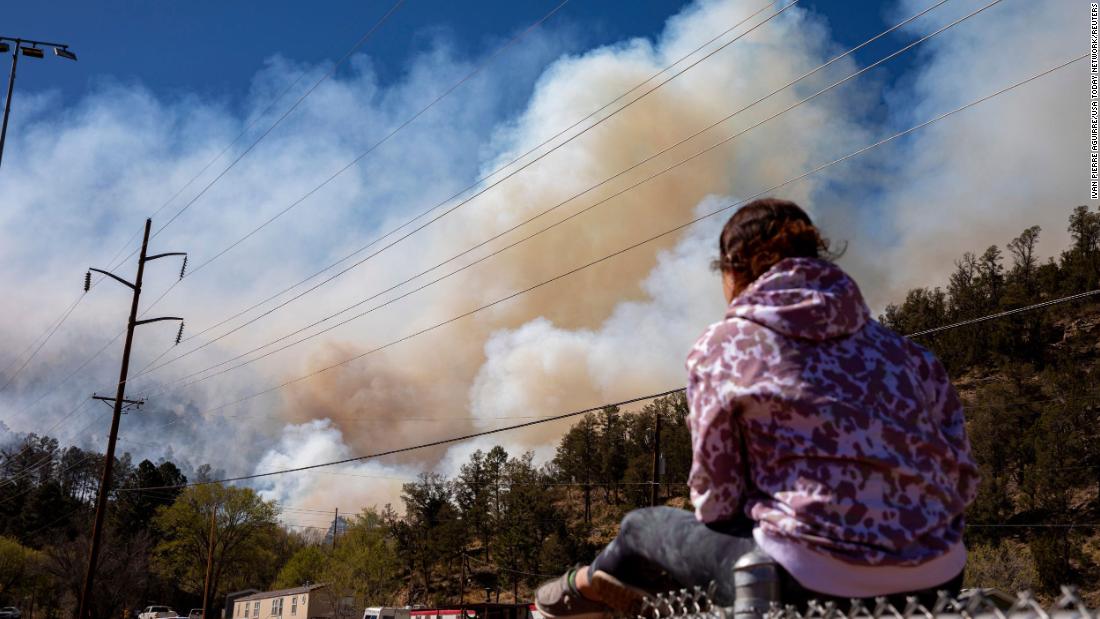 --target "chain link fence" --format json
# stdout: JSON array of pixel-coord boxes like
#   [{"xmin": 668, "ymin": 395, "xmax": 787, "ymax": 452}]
[{"xmin": 637, "ymin": 586, "xmax": 1095, "ymax": 619}]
